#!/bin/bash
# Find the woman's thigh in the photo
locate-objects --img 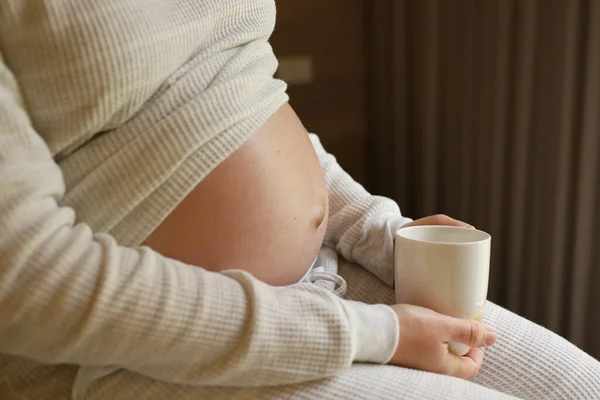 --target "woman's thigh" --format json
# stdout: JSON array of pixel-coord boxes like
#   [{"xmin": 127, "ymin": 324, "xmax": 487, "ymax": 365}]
[
  {"xmin": 81, "ymin": 261, "xmax": 600, "ymax": 400},
  {"xmin": 82, "ymin": 364, "xmax": 512, "ymax": 400},
  {"xmin": 340, "ymin": 260, "xmax": 600, "ymax": 400},
  {"xmin": 474, "ymin": 301, "xmax": 600, "ymax": 399}
]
